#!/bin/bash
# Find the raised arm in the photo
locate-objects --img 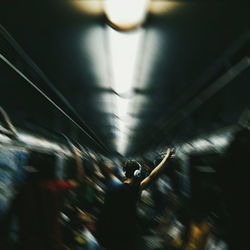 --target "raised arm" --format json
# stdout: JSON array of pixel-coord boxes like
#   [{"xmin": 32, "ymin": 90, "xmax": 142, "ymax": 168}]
[{"xmin": 140, "ymin": 148, "xmax": 172, "ymax": 189}]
